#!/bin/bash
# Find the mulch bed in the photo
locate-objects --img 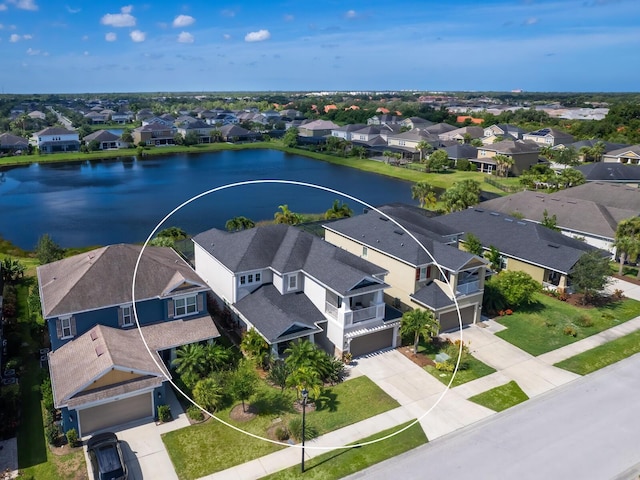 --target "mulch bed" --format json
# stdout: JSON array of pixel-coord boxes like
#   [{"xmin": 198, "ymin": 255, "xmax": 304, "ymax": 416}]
[
  {"xmin": 397, "ymin": 346, "xmax": 435, "ymax": 368},
  {"xmin": 229, "ymin": 404, "xmax": 259, "ymax": 422}
]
